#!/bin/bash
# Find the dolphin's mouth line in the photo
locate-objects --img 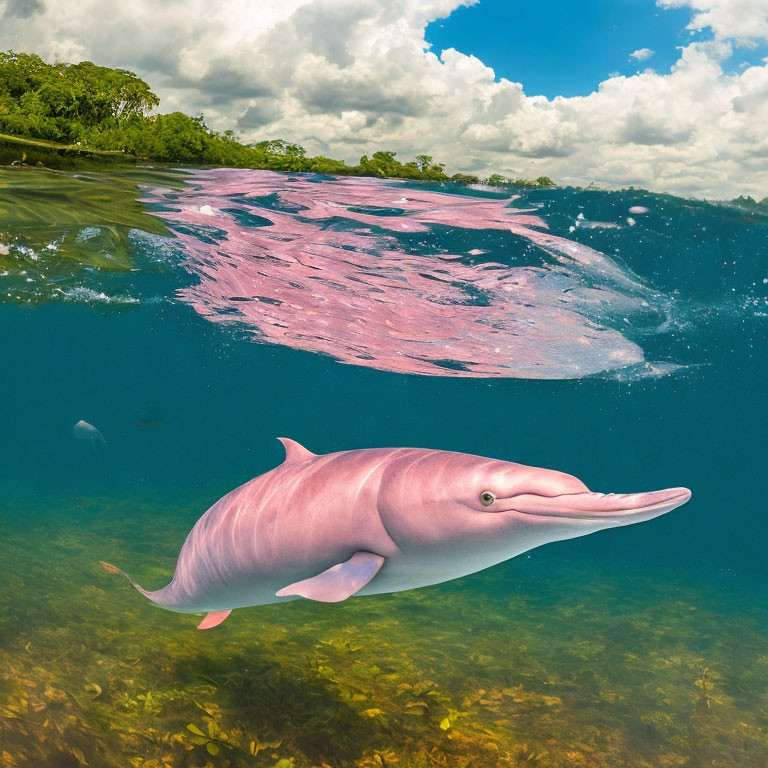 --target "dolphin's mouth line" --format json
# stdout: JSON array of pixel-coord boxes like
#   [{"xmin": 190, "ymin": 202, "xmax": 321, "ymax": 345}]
[{"xmin": 500, "ymin": 488, "xmax": 692, "ymax": 521}]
